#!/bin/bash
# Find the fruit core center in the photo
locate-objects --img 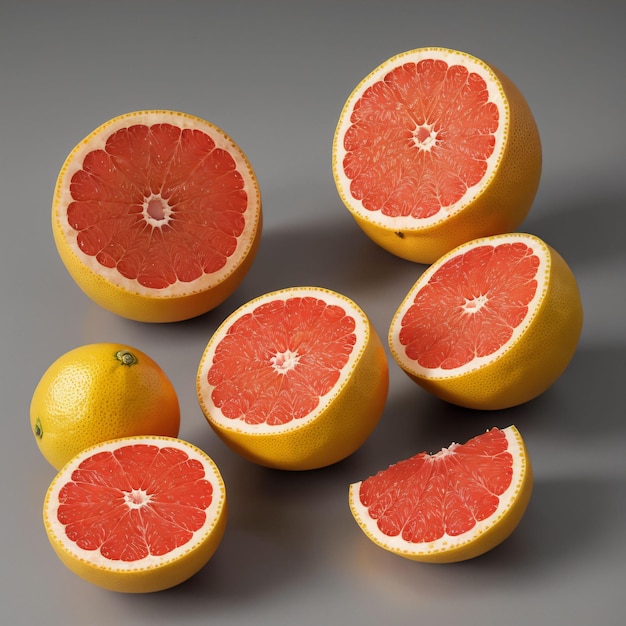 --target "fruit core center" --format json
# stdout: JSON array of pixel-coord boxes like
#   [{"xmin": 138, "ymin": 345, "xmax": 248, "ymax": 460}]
[
  {"xmin": 462, "ymin": 294, "xmax": 489, "ymax": 313},
  {"xmin": 432, "ymin": 442, "xmax": 460, "ymax": 458},
  {"xmin": 143, "ymin": 194, "xmax": 172, "ymax": 226},
  {"xmin": 270, "ymin": 349, "xmax": 300, "ymax": 374},
  {"xmin": 124, "ymin": 489, "xmax": 152, "ymax": 510},
  {"xmin": 412, "ymin": 123, "xmax": 439, "ymax": 151}
]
